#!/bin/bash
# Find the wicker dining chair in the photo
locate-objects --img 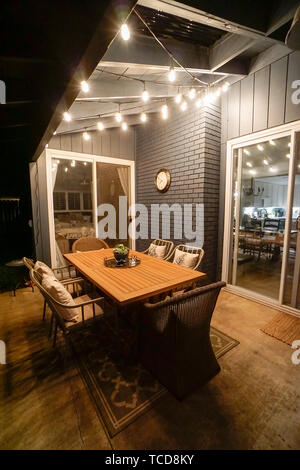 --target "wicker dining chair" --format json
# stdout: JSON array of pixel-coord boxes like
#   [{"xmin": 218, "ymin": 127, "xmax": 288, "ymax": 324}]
[
  {"xmin": 139, "ymin": 281, "xmax": 226, "ymax": 400},
  {"xmin": 166, "ymin": 244, "xmax": 204, "ymax": 270},
  {"xmin": 30, "ymin": 269, "xmax": 105, "ymax": 347},
  {"xmin": 23, "ymin": 257, "xmax": 82, "ymax": 321},
  {"xmin": 72, "ymin": 236, "xmax": 109, "ymax": 253},
  {"xmin": 143, "ymin": 239, "xmax": 174, "ymax": 260}
]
